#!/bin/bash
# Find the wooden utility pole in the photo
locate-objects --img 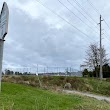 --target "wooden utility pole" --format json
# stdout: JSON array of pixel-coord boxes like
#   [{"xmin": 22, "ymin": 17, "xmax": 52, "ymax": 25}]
[{"xmin": 99, "ymin": 15, "xmax": 103, "ymax": 79}]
